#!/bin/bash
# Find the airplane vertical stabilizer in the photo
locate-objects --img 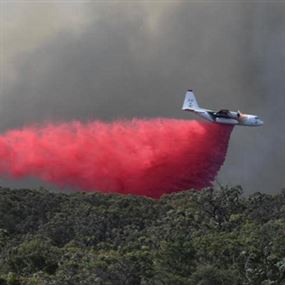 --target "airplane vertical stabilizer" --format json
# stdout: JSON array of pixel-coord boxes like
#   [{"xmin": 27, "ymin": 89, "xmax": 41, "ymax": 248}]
[{"xmin": 182, "ymin": 90, "xmax": 199, "ymax": 110}]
